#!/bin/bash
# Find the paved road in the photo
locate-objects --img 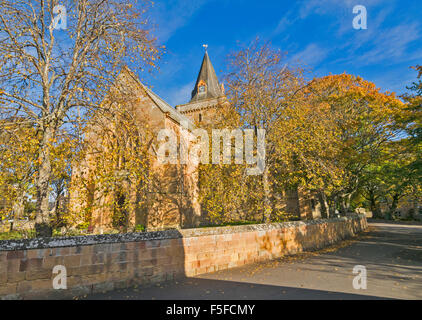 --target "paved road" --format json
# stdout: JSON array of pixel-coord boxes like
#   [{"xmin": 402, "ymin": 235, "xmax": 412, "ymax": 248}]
[{"xmin": 87, "ymin": 222, "xmax": 422, "ymax": 300}]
